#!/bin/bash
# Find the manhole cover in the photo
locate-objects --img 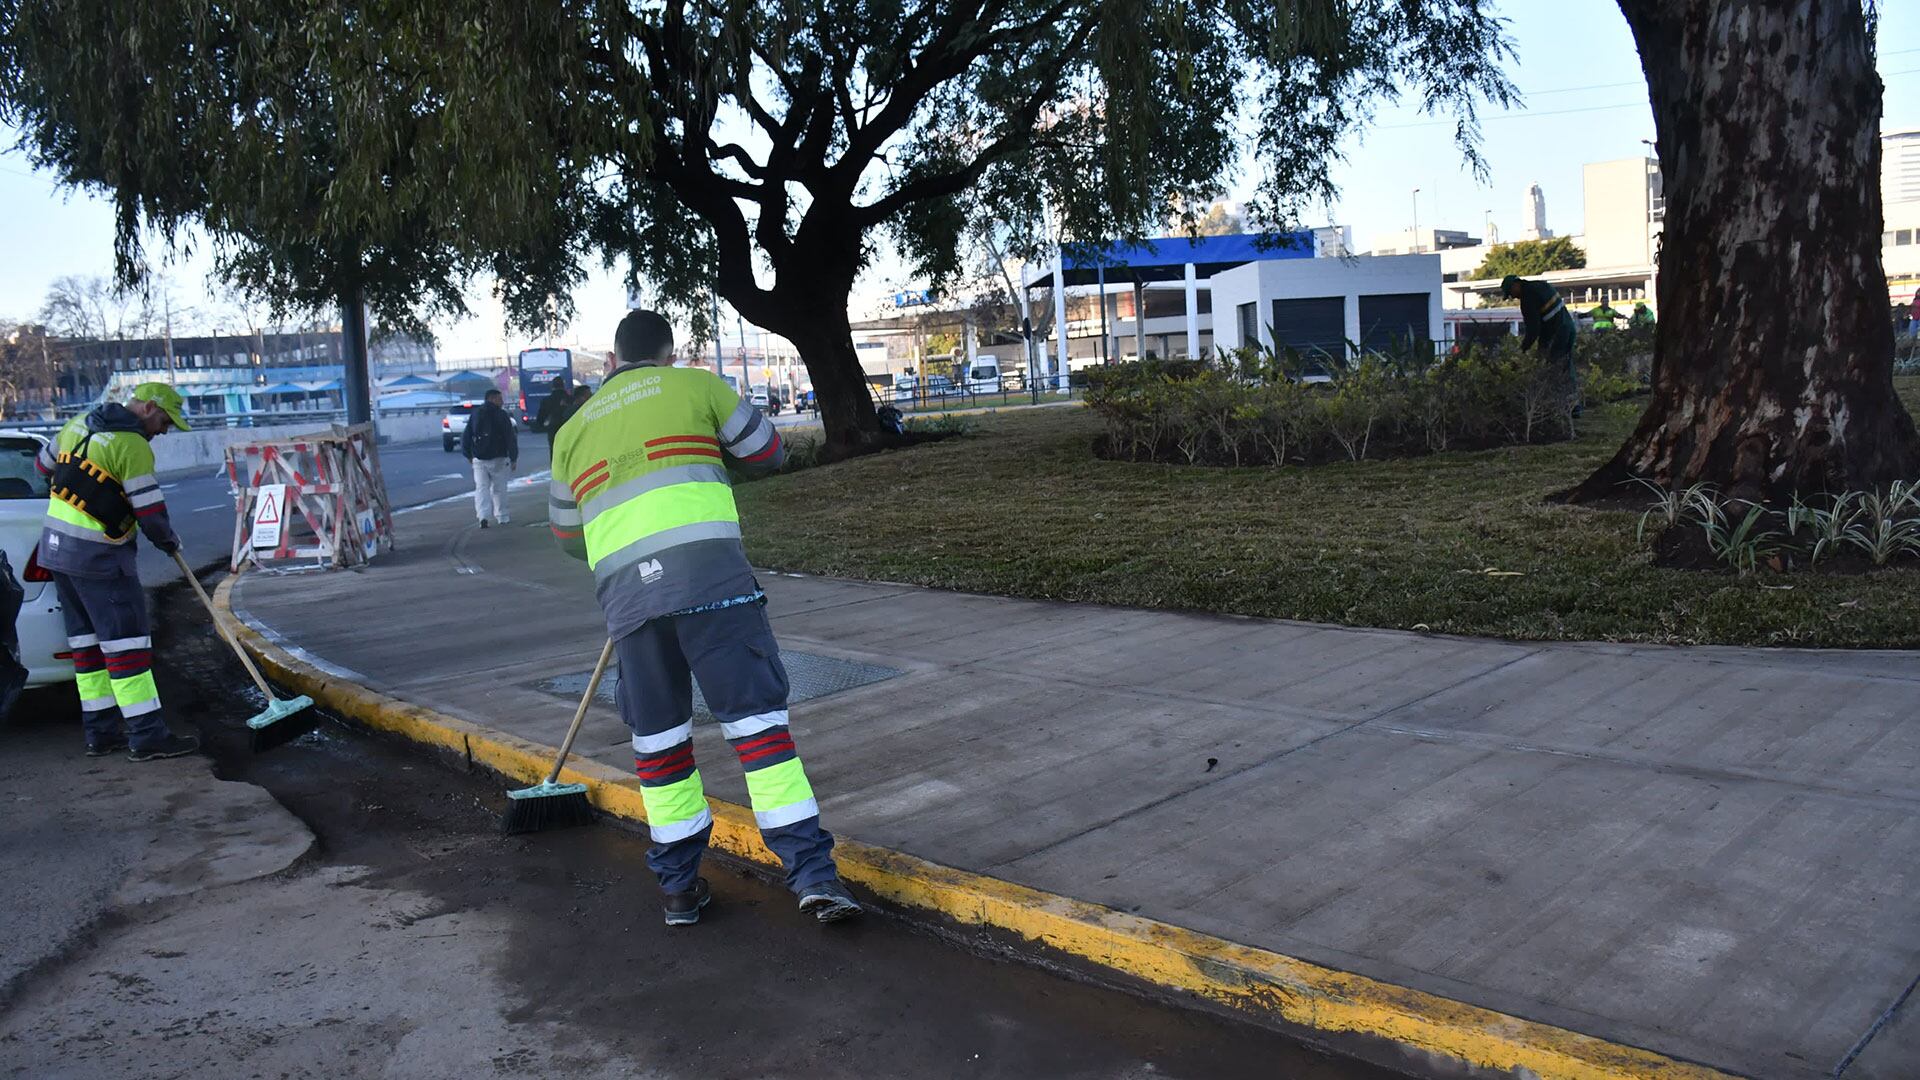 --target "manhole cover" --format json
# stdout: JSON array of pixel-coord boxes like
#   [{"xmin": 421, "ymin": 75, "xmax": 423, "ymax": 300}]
[{"xmin": 533, "ymin": 649, "xmax": 903, "ymax": 723}]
